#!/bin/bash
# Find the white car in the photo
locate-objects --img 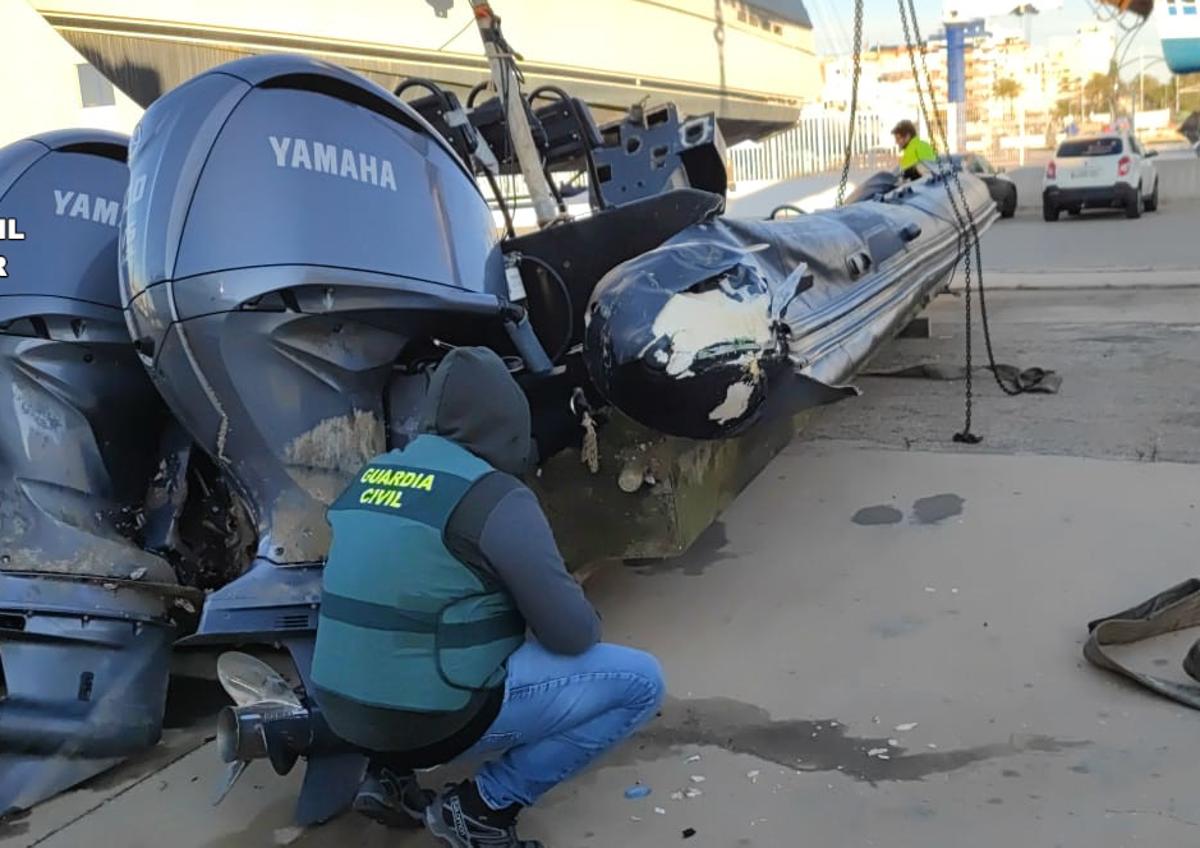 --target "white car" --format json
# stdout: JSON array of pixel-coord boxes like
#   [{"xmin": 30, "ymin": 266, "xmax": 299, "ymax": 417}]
[{"xmin": 1042, "ymin": 133, "xmax": 1159, "ymax": 221}]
